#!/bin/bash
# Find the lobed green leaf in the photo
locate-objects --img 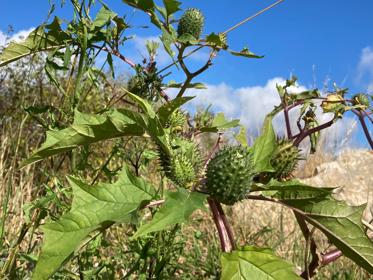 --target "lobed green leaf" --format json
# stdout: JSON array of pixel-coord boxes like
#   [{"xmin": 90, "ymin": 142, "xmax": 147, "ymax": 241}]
[
  {"xmin": 32, "ymin": 166, "xmax": 156, "ymax": 280},
  {"xmin": 282, "ymin": 196, "xmax": 373, "ymax": 273},
  {"xmin": 0, "ymin": 18, "xmax": 70, "ymax": 67},
  {"xmin": 133, "ymin": 188, "xmax": 207, "ymax": 238},
  {"xmin": 221, "ymin": 246, "xmax": 300, "ymax": 279}
]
